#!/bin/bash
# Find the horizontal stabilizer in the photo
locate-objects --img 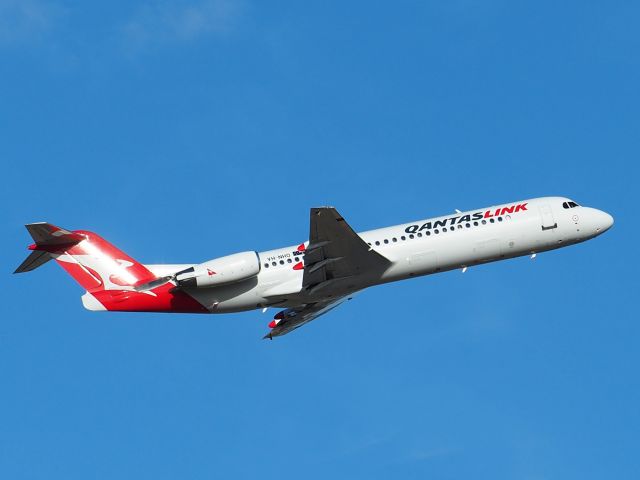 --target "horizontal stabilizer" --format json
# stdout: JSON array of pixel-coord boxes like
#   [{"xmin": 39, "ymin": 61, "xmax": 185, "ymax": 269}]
[
  {"xmin": 25, "ymin": 223, "xmax": 85, "ymax": 246},
  {"xmin": 14, "ymin": 250, "xmax": 51, "ymax": 273},
  {"xmin": 14, "ymin": 222, "xmax": 85, "ymax": 274}
]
